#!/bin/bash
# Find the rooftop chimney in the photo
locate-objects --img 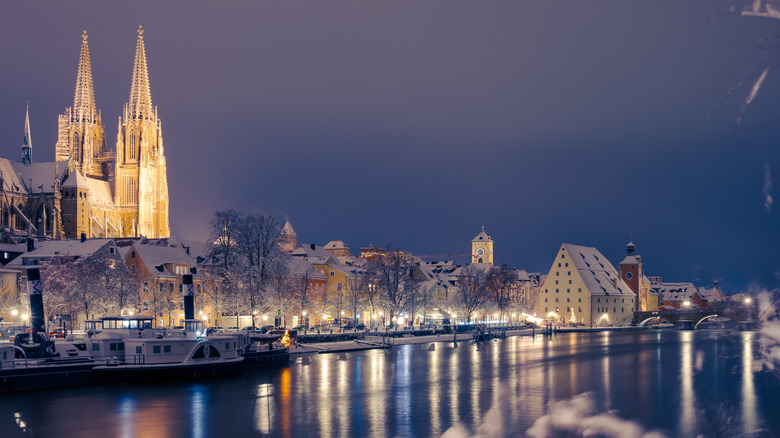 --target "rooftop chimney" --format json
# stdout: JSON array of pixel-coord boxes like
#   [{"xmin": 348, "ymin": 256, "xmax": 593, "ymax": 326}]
[{"xmin": 26, "ymin": 238, "xmax": 34, "ymax": 252}]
